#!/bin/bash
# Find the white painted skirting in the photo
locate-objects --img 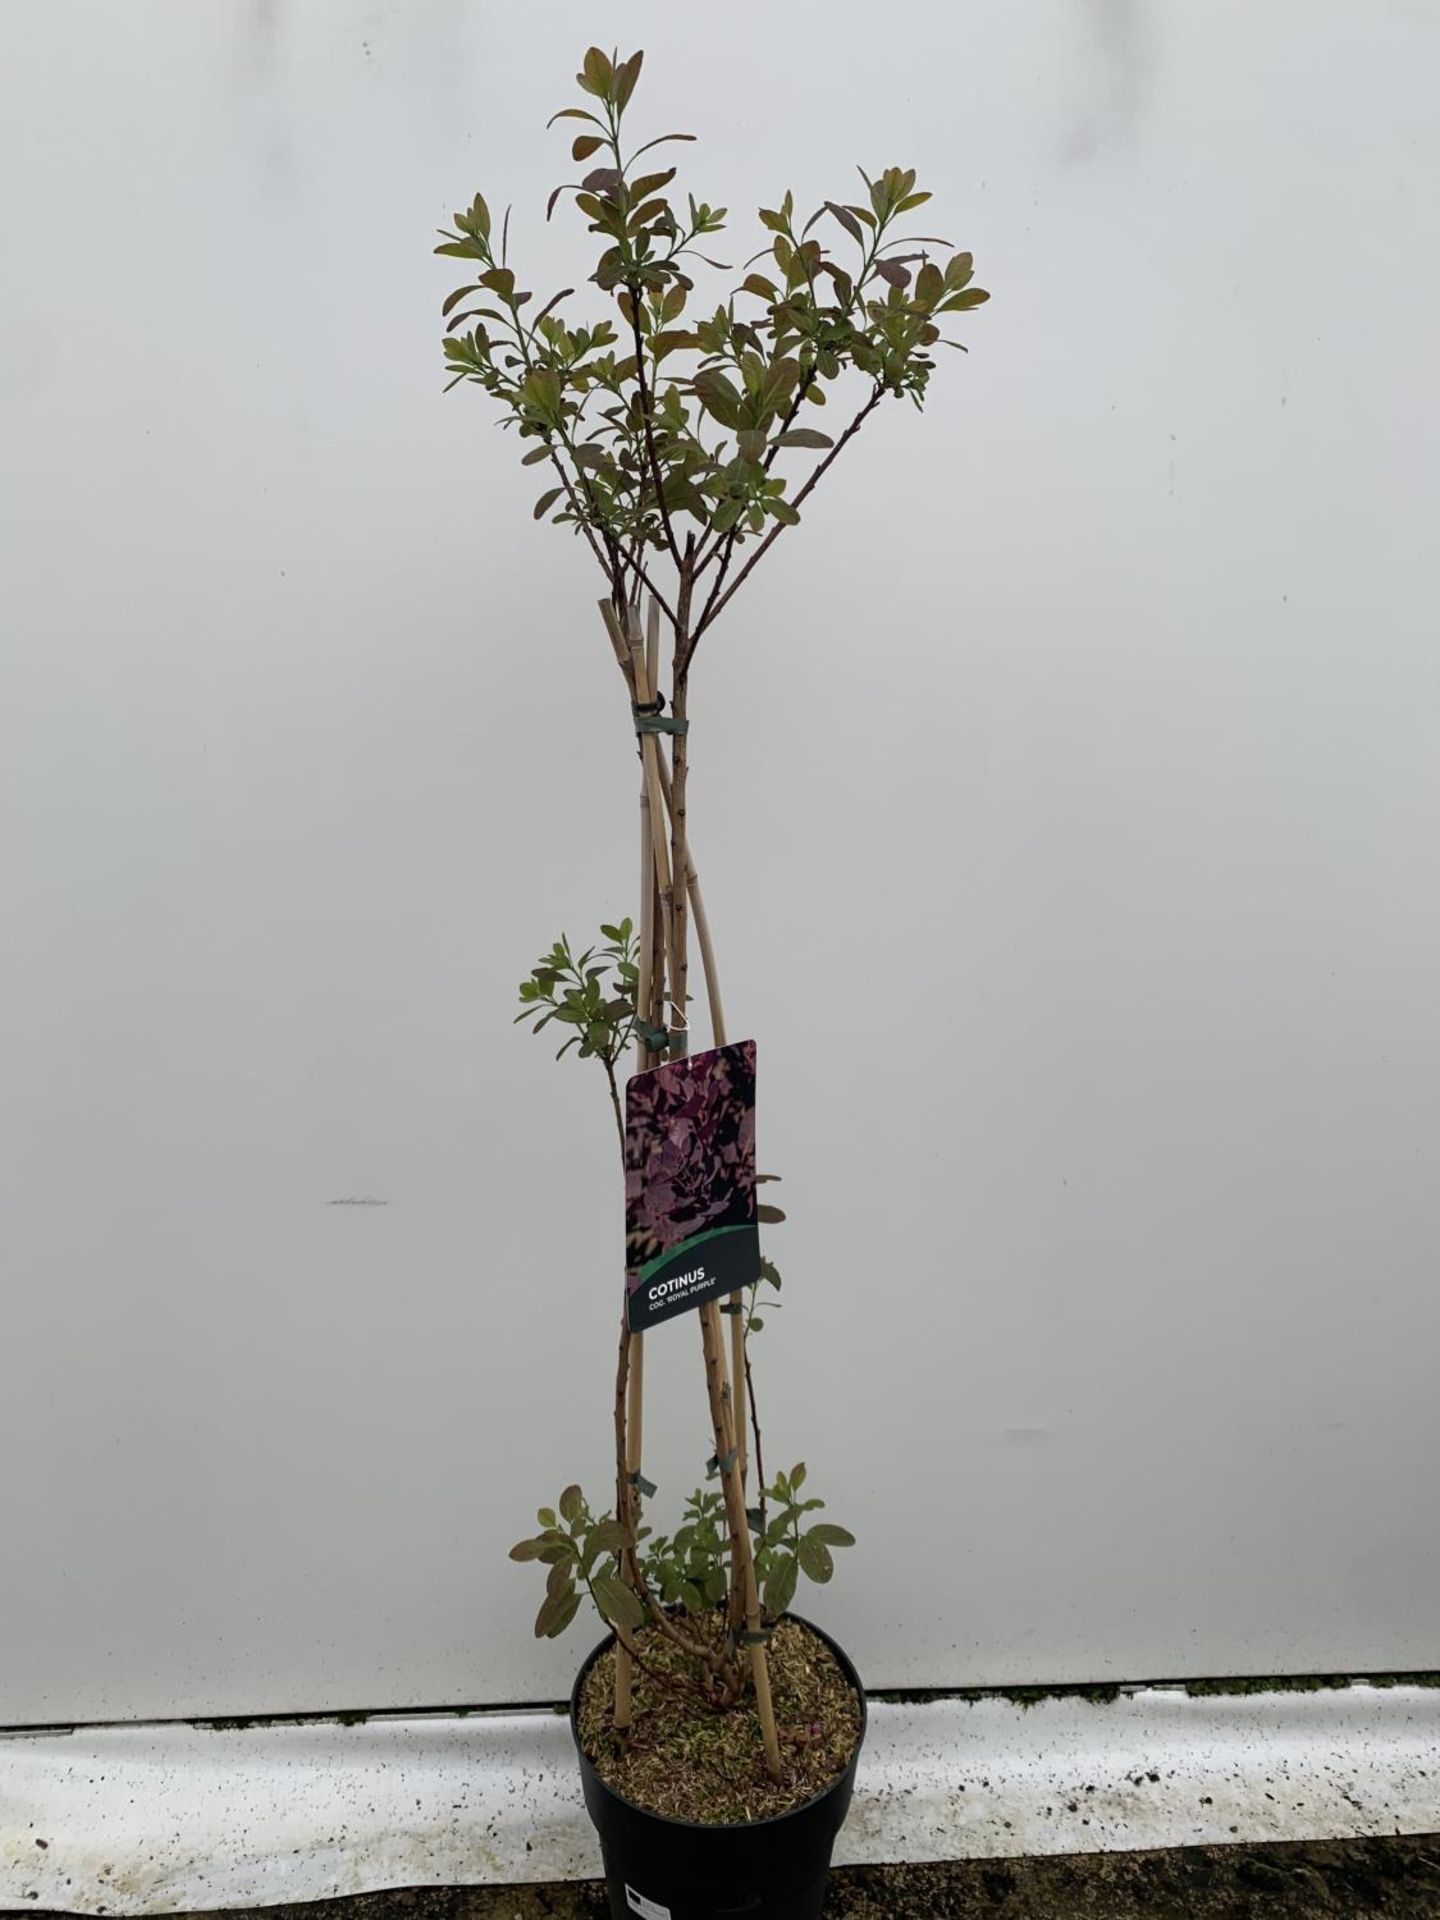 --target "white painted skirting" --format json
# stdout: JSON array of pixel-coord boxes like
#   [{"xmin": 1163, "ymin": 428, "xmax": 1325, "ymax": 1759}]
[{"xmin": 3, "ymin": 1686, "xmax": 1438, "ymax": 1913}]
